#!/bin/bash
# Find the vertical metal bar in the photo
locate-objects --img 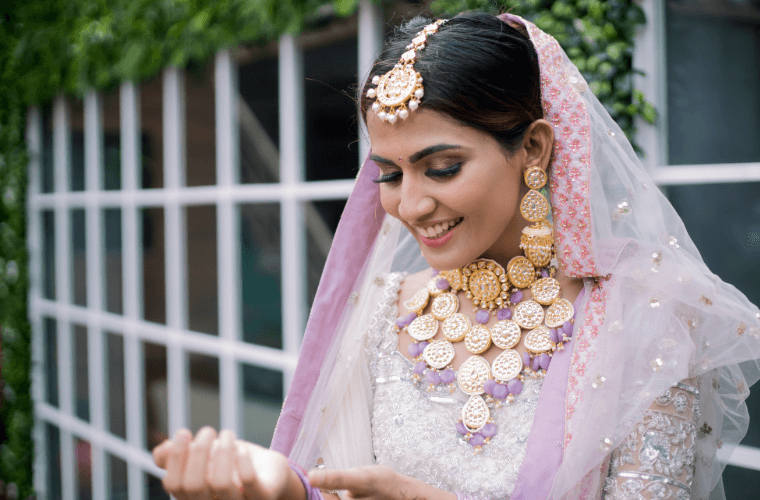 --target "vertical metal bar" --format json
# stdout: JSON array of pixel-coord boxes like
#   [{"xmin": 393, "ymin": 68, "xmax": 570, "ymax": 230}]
[
  {"xmin": 632, "ymin": 0, "xmax": 668, "ymax": 170},
  {"xmin": 163, "ymin": 66, "xmax": 189, "ymax": 434},
  {"xmin": 278, "ymin": 34, "xmax": 306, "ymax": 392},
  {"xmin": 85, "ymin": 90, "xmax": 107, "ymax": 500},
  {"xmin": 121, "ymin": 80, "xmax": 147, "ymax": 500},
  {"xmin": 53, "ymin": 93, "xmax": 76, "ymax": 500},
  {"xmin": 357, "ymin": 0, "xmax": 384, "ymax": 166},
  {"xmin": 27, "ymin": 105, "xmax": 48, "ymax": 500},
  {"xmin": 215, "ymin": 49, "xmax": 242, "ymax": 435}
]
